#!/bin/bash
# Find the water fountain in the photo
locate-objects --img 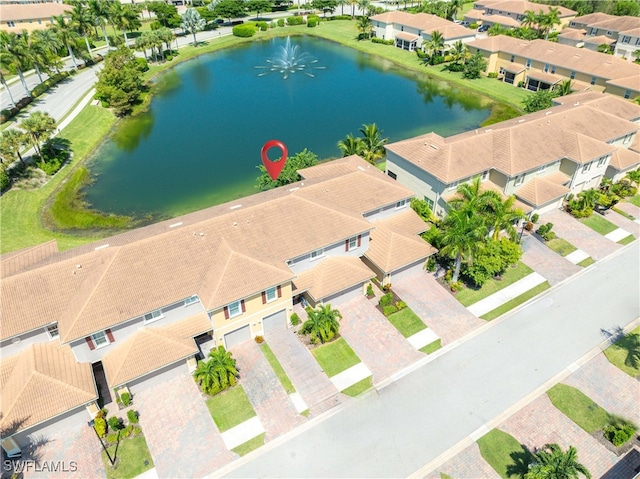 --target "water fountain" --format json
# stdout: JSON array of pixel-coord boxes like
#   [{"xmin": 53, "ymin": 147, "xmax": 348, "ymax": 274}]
[{"xmin": 255, "ymin": 36, "xmax": 325, "ymax": 79}]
